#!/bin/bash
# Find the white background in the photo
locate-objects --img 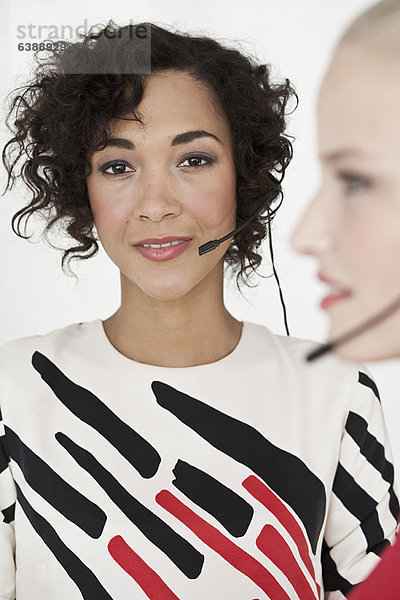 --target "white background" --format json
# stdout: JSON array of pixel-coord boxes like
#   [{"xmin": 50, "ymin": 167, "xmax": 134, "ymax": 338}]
[{"xmin": 1, "ymin": 0, "xmax": 399, "ymax": 477}]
